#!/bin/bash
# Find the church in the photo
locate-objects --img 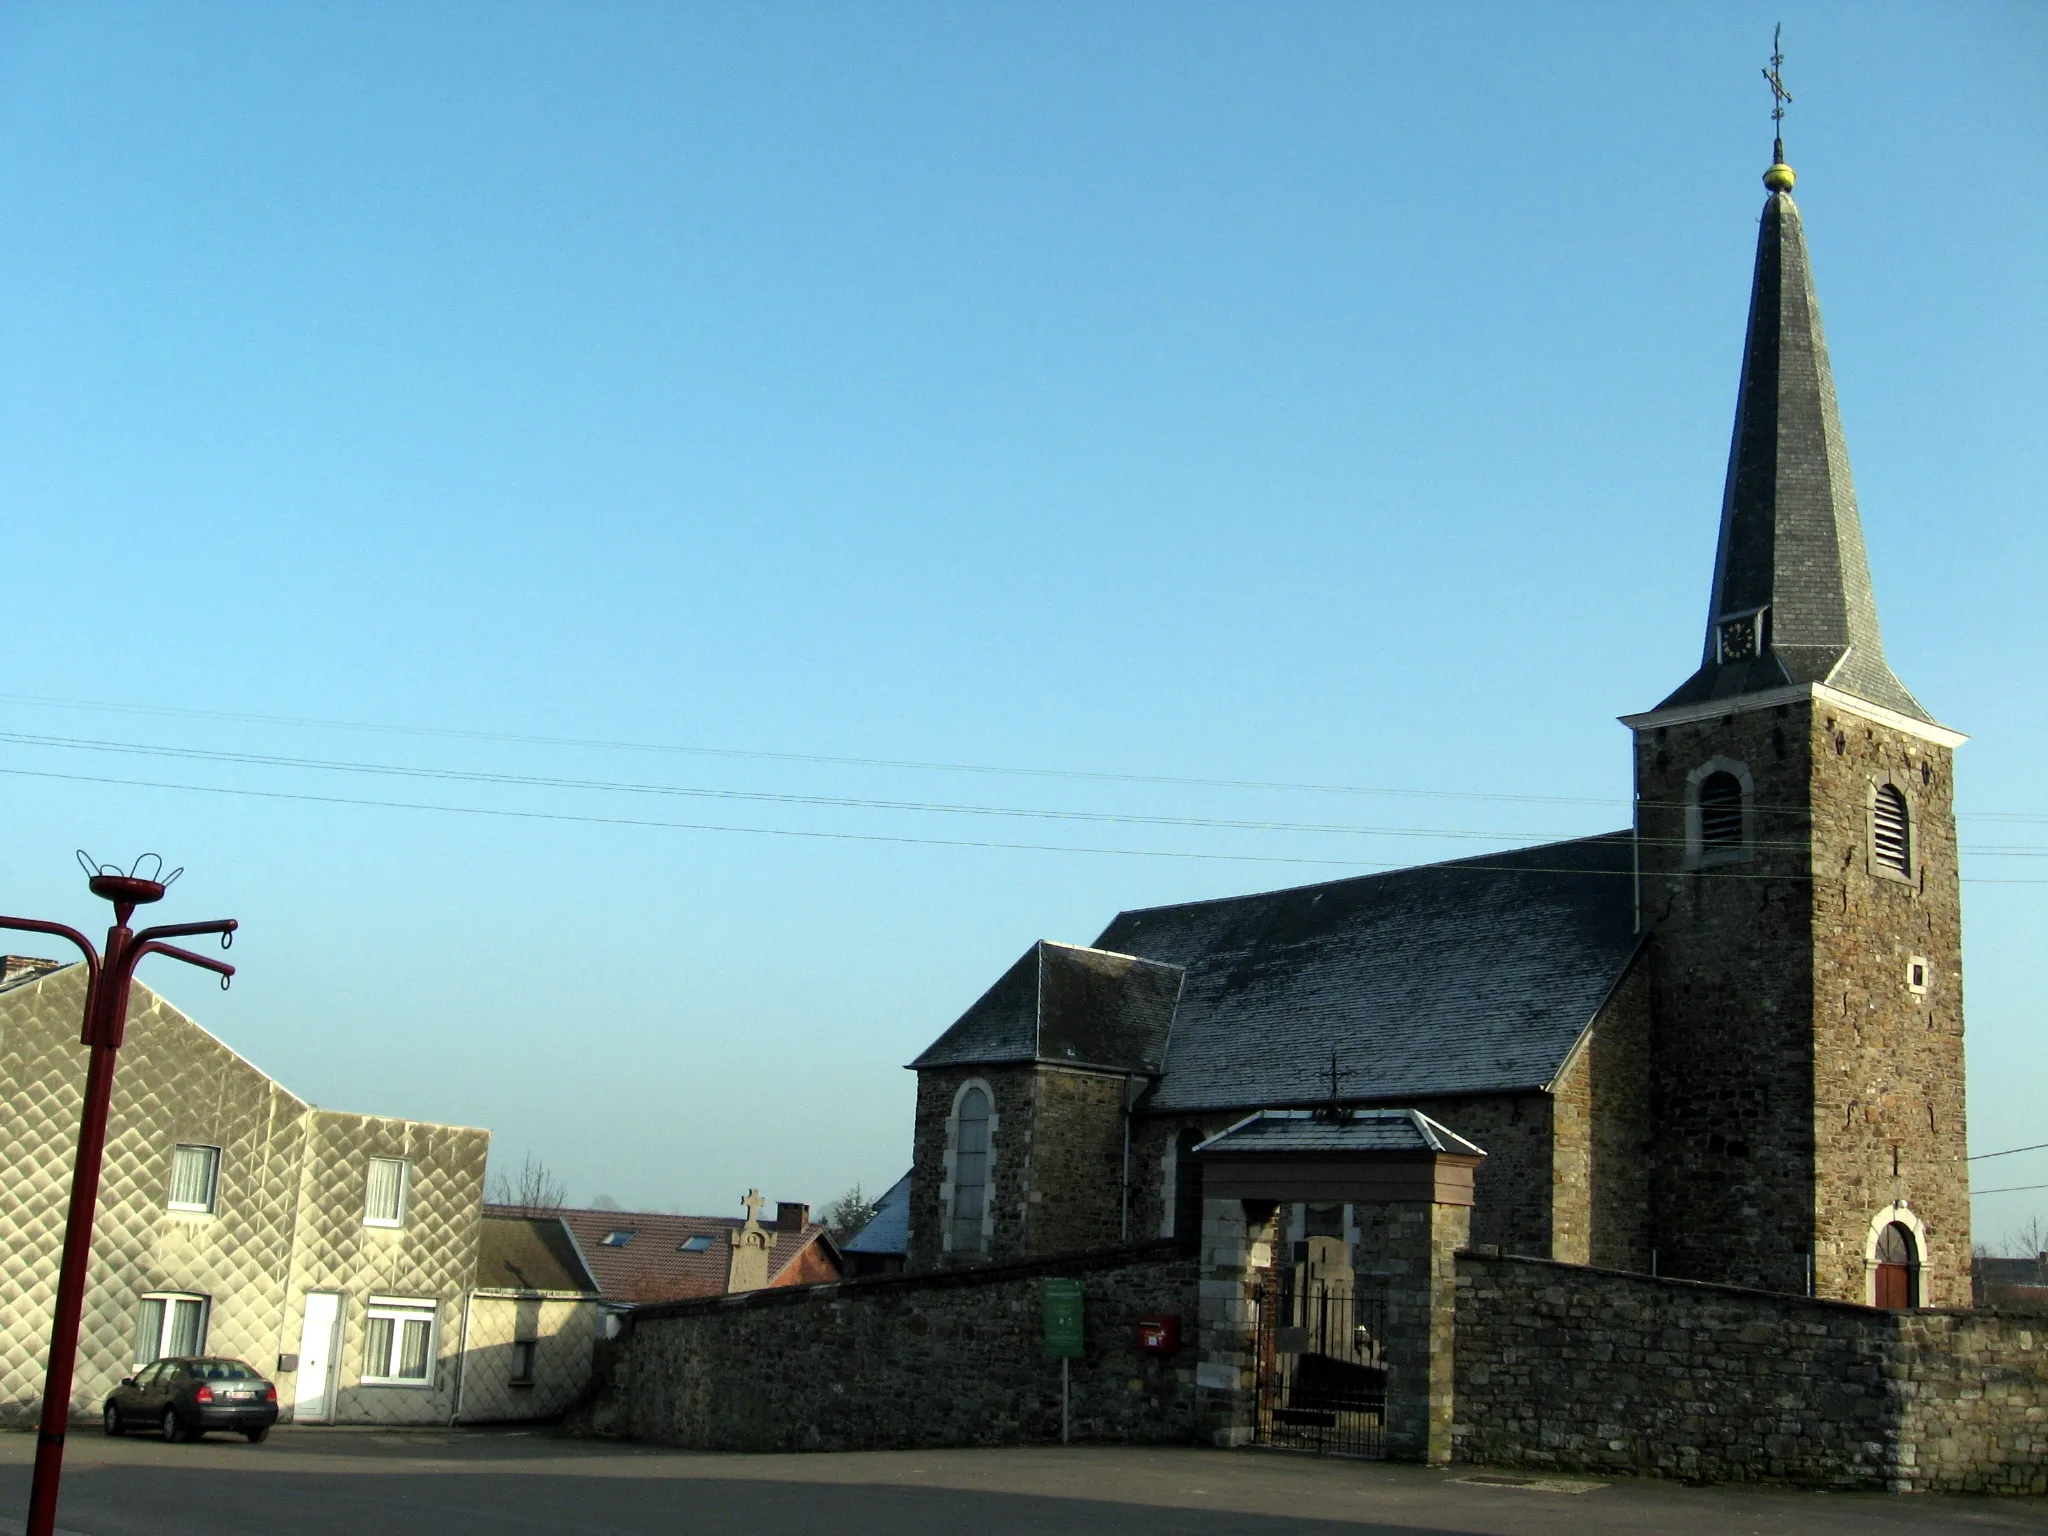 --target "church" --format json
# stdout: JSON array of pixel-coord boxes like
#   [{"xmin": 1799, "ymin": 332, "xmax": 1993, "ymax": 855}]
[{"xmin": 901, "ymin": 146, "xmax": 1970, "ymax": 1310}]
